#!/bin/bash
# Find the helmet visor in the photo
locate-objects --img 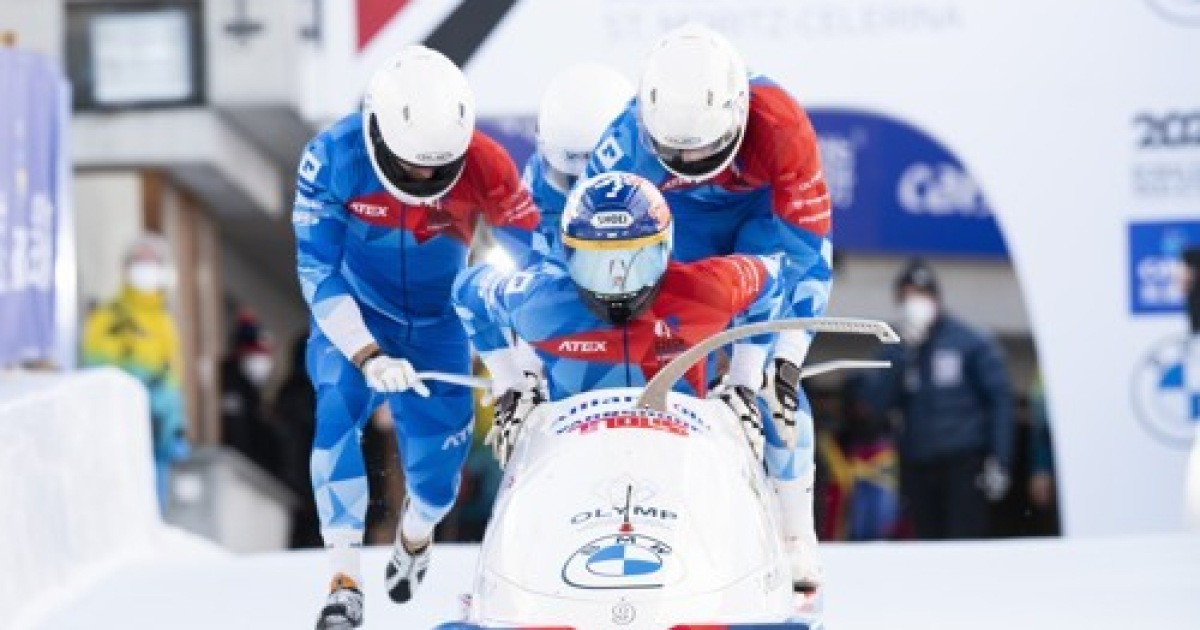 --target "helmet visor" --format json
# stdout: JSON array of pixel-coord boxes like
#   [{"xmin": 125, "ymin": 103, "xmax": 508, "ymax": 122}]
[
  {"xmin": 541, "ymin": 155, "xmax": 579, "ymax": 195},
  {"xmin": 640, "ymin": 106, "xmax": 742, "ymax": 180},
  {"xmin": 369, "ymin": 116, "xmax": 466, "ymax": 200},
  {"xmin": 565, "ymin": 237, "xmax": 670, "ymax": 300}
]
